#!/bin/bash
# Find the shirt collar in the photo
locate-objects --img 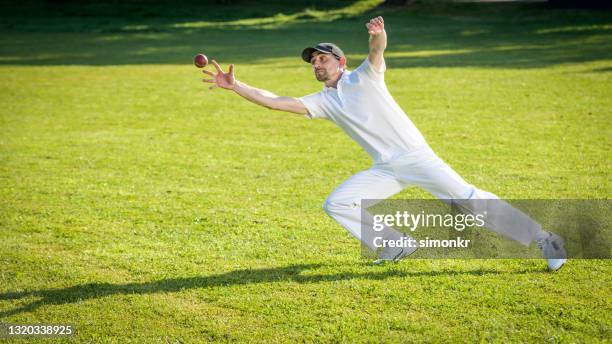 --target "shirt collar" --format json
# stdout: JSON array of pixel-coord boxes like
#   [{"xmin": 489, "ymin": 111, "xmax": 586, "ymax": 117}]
[{"xmin": 323, "ymin": 70, "xmax": 350, "ymax": 92}]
